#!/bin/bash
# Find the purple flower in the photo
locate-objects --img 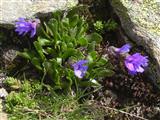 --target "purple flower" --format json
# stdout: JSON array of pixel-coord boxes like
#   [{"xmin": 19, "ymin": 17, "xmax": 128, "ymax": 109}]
[
  {"xmin": 115, "ymin": 44, "xmax": 131, "ymax": 54},
  {"xmin": 15, "ymin": 18, "xmax": 40, "ymax": 38},
  {"xmin": 124, "ymin": 53, "xmax": 148, "ymax": 75},
  {"xmin": 72, "ymin": 60, "xmax": 88, "ymax": 78}
]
